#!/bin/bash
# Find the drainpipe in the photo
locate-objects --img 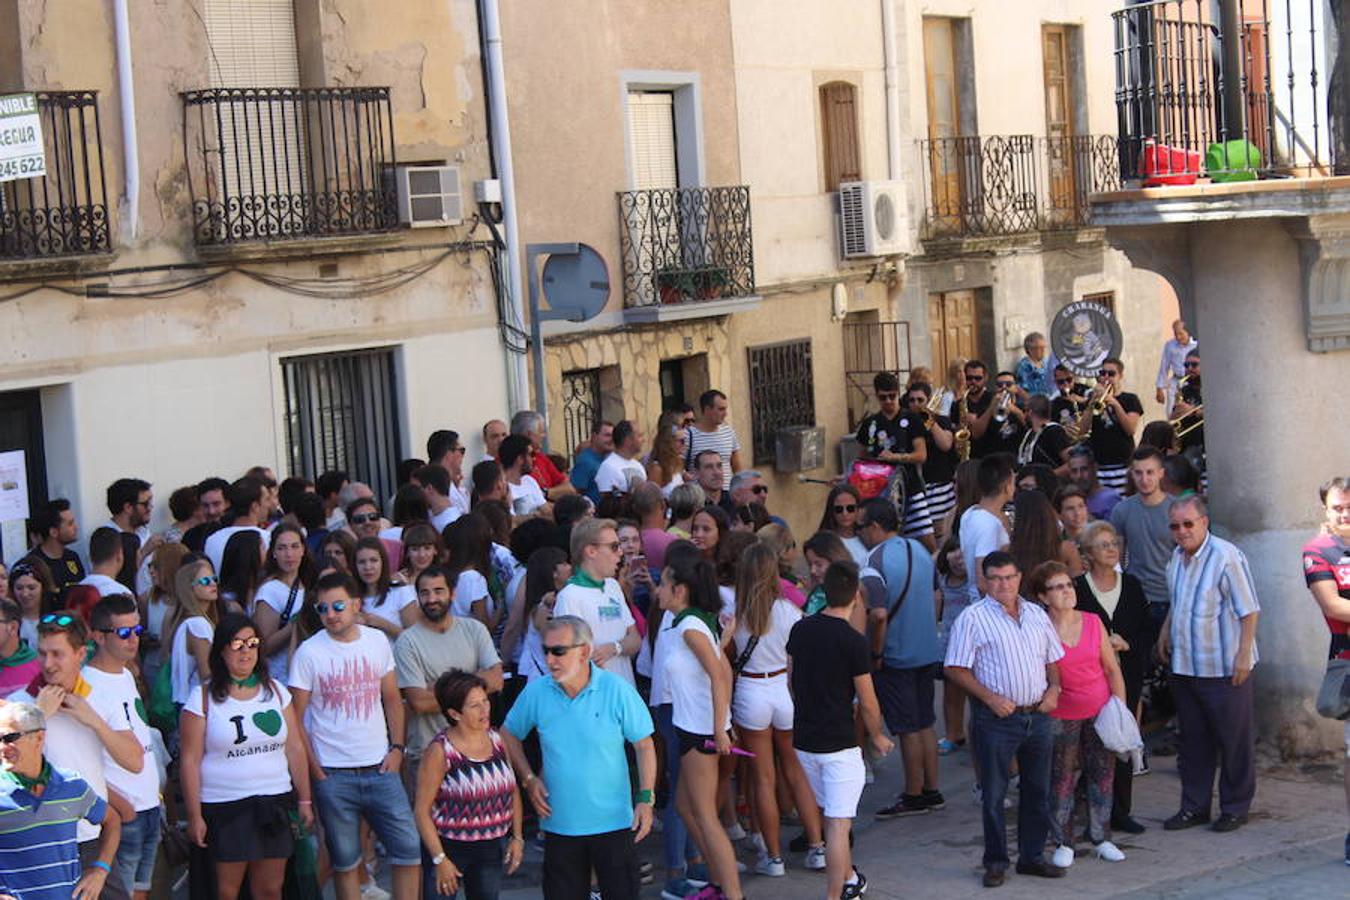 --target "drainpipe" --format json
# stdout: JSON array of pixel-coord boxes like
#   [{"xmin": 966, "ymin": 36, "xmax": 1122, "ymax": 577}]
[
  {"xmin": 880, "ymin": 0, "xmax": 902, "ymax": 181},
  {"xmin": 112, "ymin": 0, "xmax": 139, "ymax": 241},
  {"xmin": 478, "ymin": 0, "xmax": 530, "ymax": 413}
]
